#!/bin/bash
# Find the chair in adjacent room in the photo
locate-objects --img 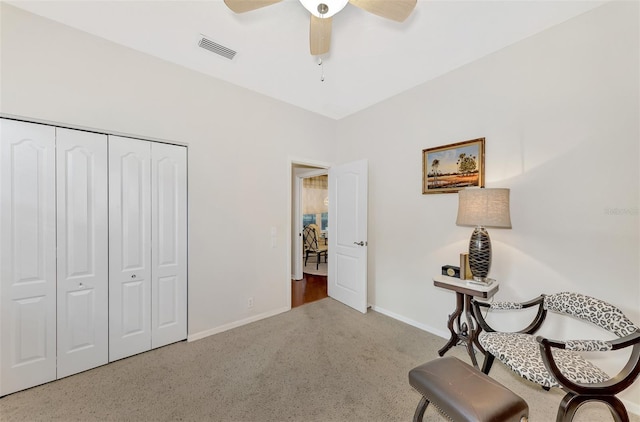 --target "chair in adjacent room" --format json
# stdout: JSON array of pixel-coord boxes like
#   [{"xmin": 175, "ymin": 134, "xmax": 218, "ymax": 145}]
[
  {"xmin": 302, "ymin": 225, "xmax": 327, "ymax": 270},
  {"xmin": 471, "ymin": 292, "xmax": 640, "ymax": 422}
]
